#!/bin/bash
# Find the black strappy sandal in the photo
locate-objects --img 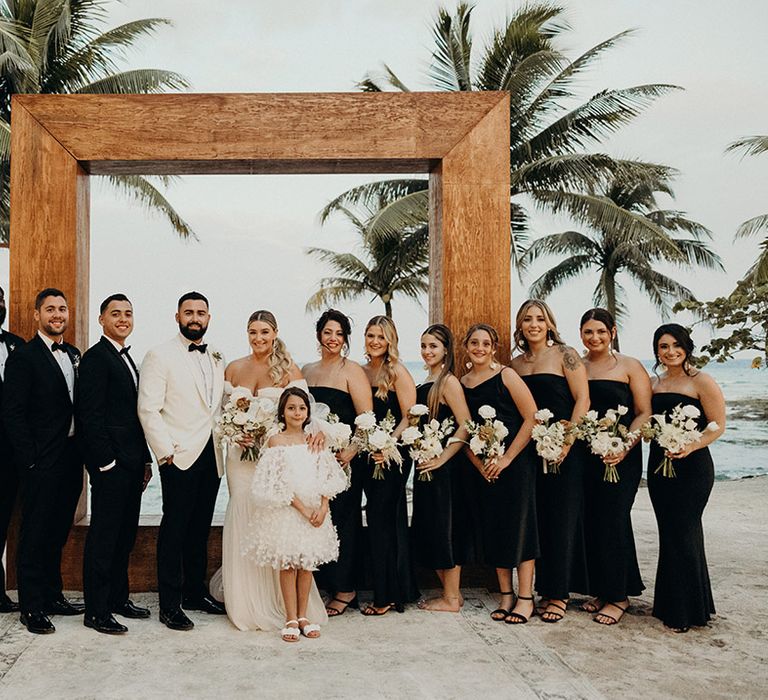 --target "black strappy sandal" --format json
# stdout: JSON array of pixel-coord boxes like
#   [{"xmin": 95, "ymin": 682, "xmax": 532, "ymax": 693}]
[
  {"xmin": 593, "ymin": 601, "xmax": 629, "ymax": 626},
  {"xmin": 504, "ymin": 595, "xmax": 534, "ymax": 625},
  {"xmin": 540, "ymin": 599, "xmax": 568, "ymax": 623},
  {"xmin": 325, "ymin": 595, "xmax": 358, "ymax": 617},
  {"xmin": 490, "ymin": 591, "xmax": 514, "ymax": 621}
]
